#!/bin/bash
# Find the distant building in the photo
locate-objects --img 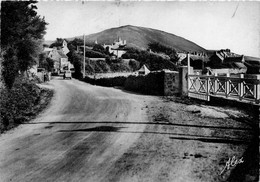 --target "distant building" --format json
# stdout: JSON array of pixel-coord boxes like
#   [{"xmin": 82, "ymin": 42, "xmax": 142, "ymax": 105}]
[
  {"xmin": 43, "ymin": 40, "xmax": 72, "ymax": 73},
  {"xmin": 62, "ymin": 40, "xmax": 70, "ymax": 55},
  {"xmin": 103, "ymin": 37, "xmax": 127, "ymax": 58},
  {"xmin": 204, "ymin": 50, "xmax": 248, "ymax": 74},
  {"xmin": 138, "ymin": 65, "xmax": 150, "ymax": 75},
  {"xmin": 177, "ymin": 52, "xmax": 209, "ymax": 67}
]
